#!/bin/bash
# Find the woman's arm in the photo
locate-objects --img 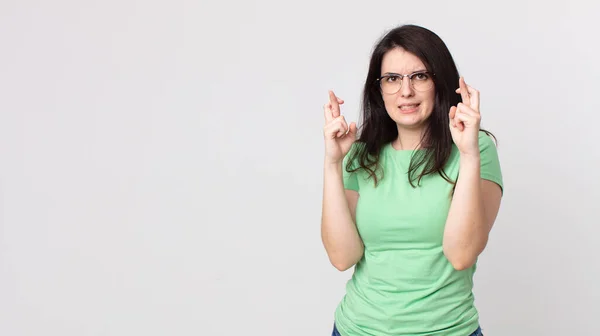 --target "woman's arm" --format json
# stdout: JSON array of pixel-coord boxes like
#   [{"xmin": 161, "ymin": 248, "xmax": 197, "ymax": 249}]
[
  {"xmin": 321, "ymin": 162, "xmax": 363, "ymax": 271},
  {"xmin": 442, "ymin": 154, "xmax": 503, "ymax": 270}
]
